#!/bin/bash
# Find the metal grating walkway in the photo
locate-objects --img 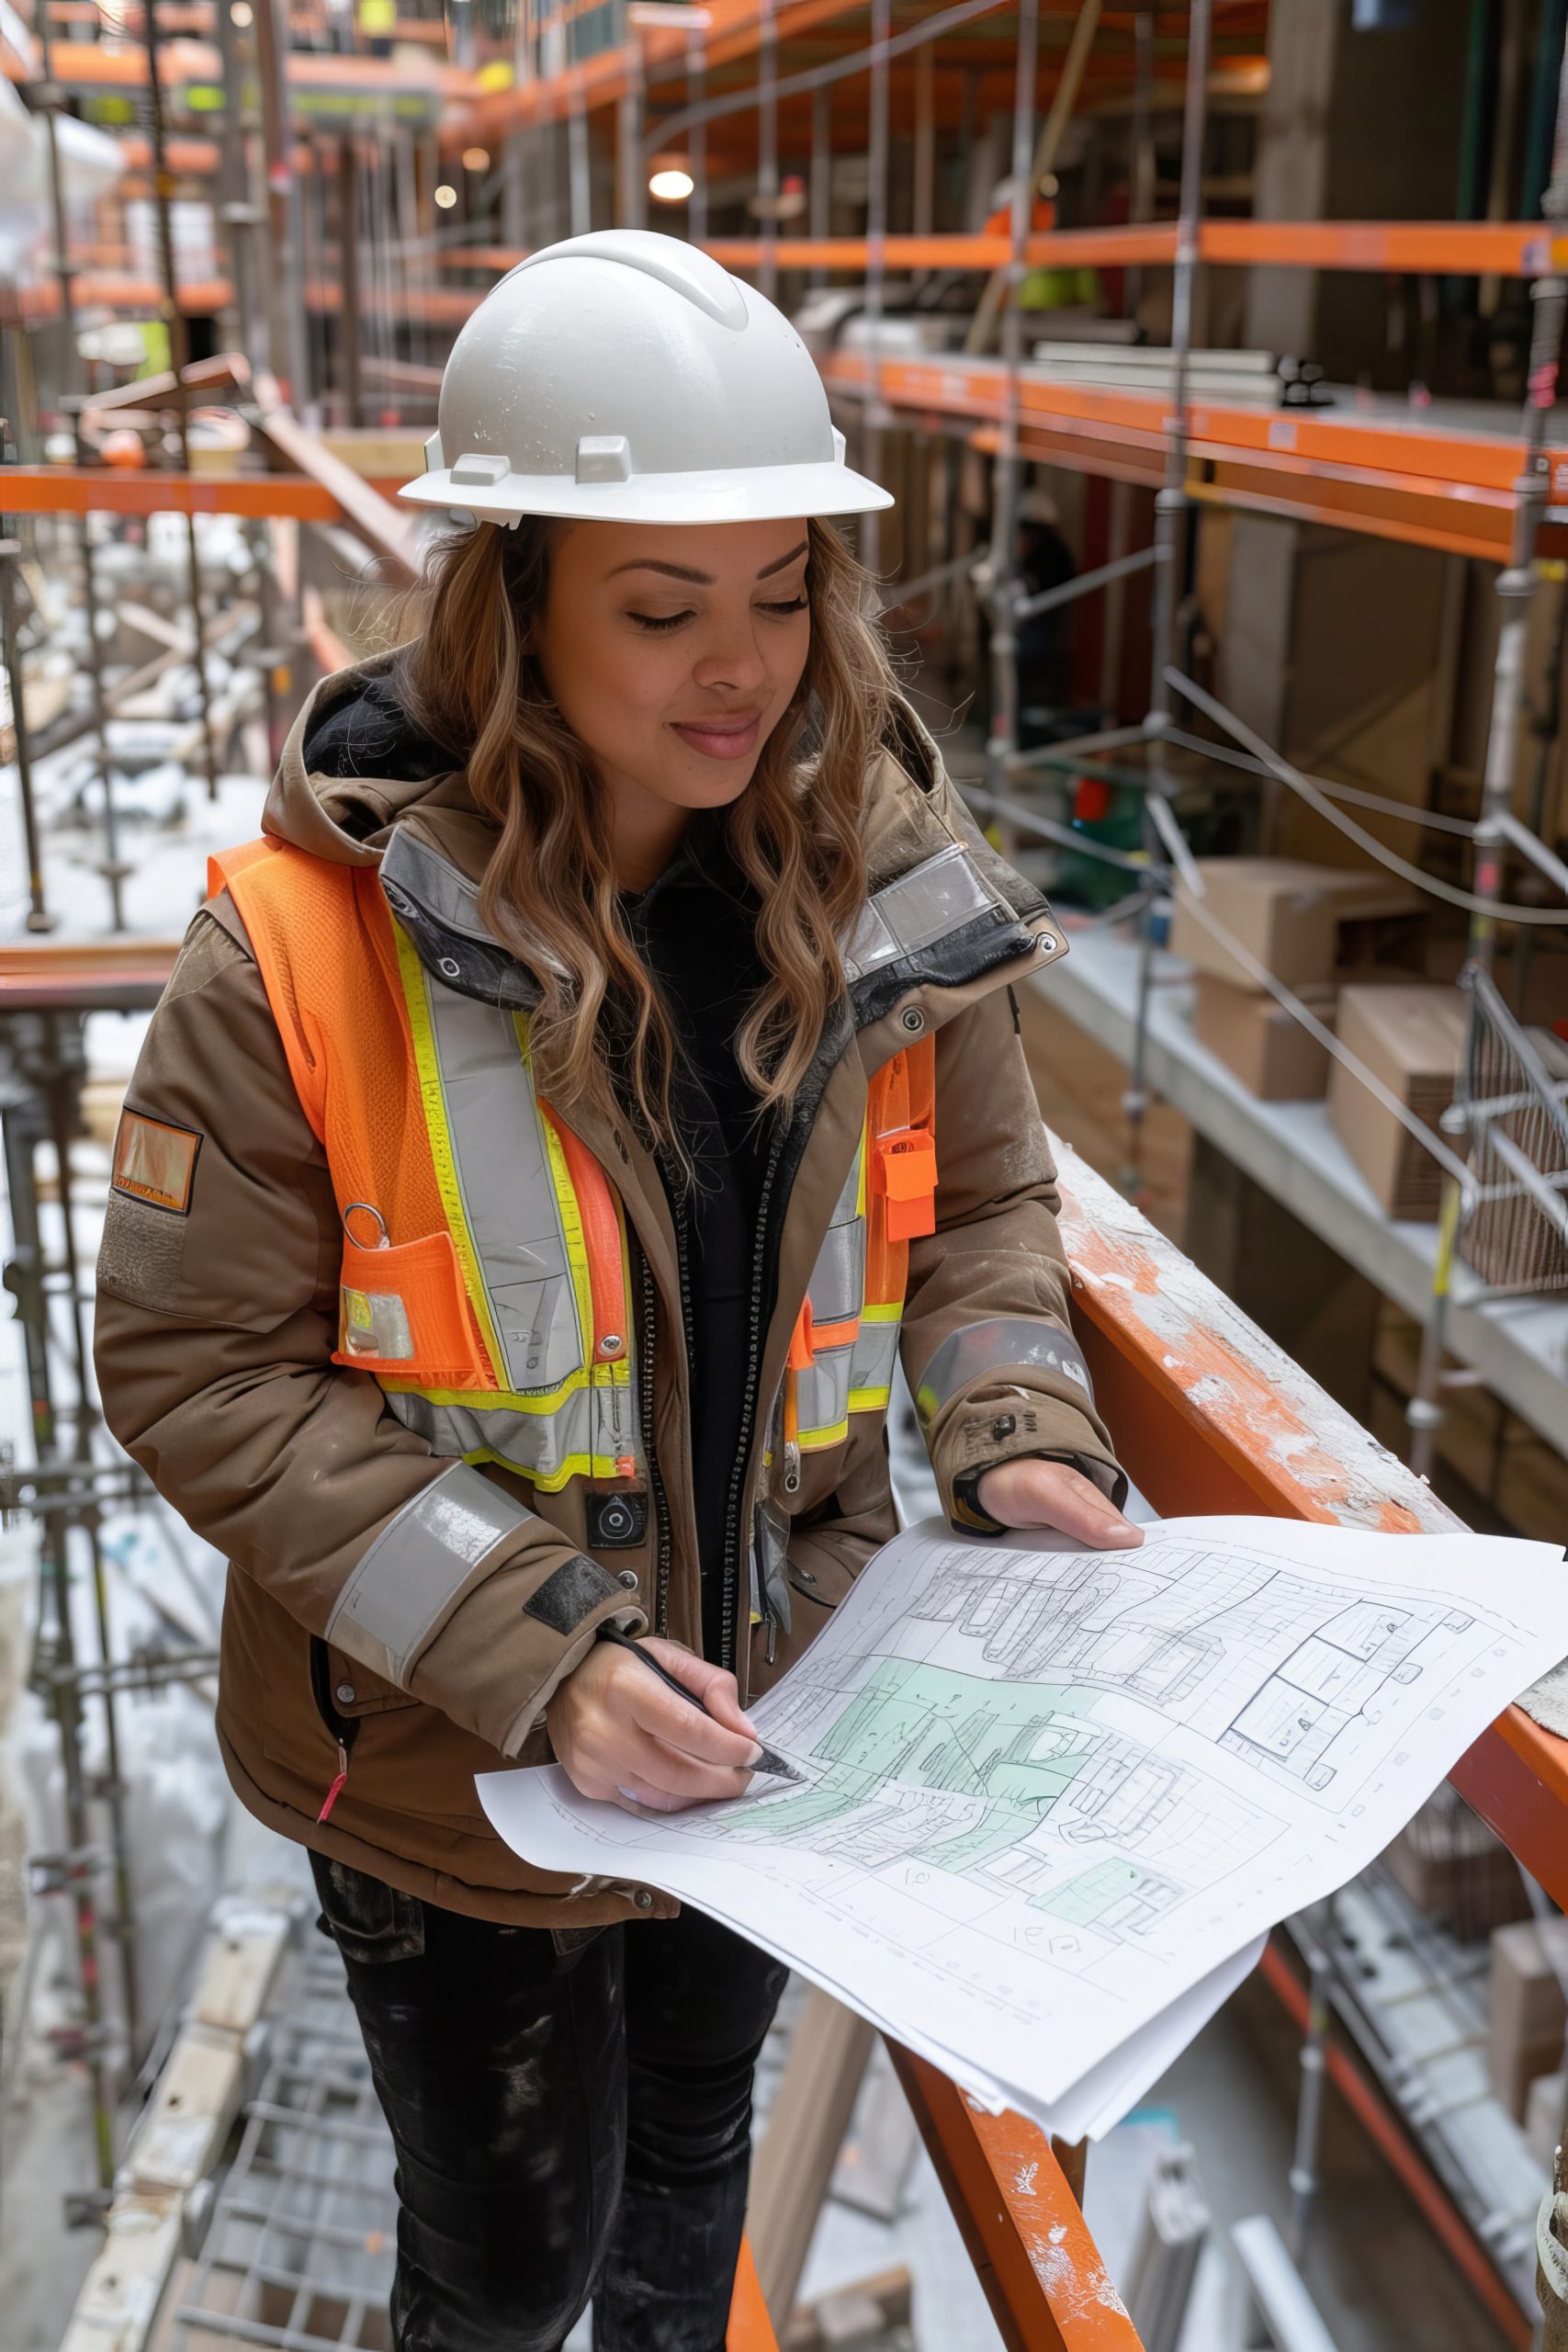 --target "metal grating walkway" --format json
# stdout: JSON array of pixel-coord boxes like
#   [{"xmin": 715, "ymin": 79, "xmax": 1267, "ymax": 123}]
[{"xmin": 169, "ymin": 1944, "xmax": 397, "ymax": 2352}]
